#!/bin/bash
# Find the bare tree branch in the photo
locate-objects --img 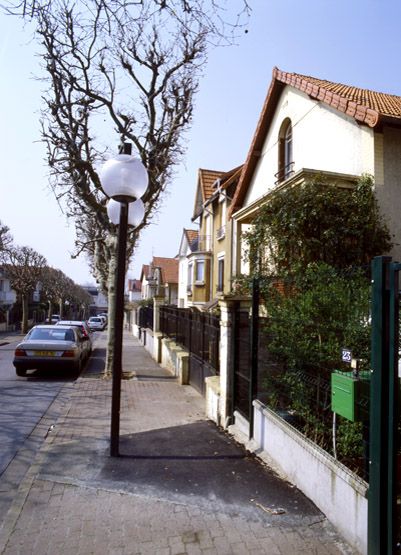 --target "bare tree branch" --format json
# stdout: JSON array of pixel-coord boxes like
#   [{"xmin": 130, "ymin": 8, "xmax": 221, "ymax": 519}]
[{"xmin": 2, "ymin": 0, "xmax": 250, "ymax": 371}]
